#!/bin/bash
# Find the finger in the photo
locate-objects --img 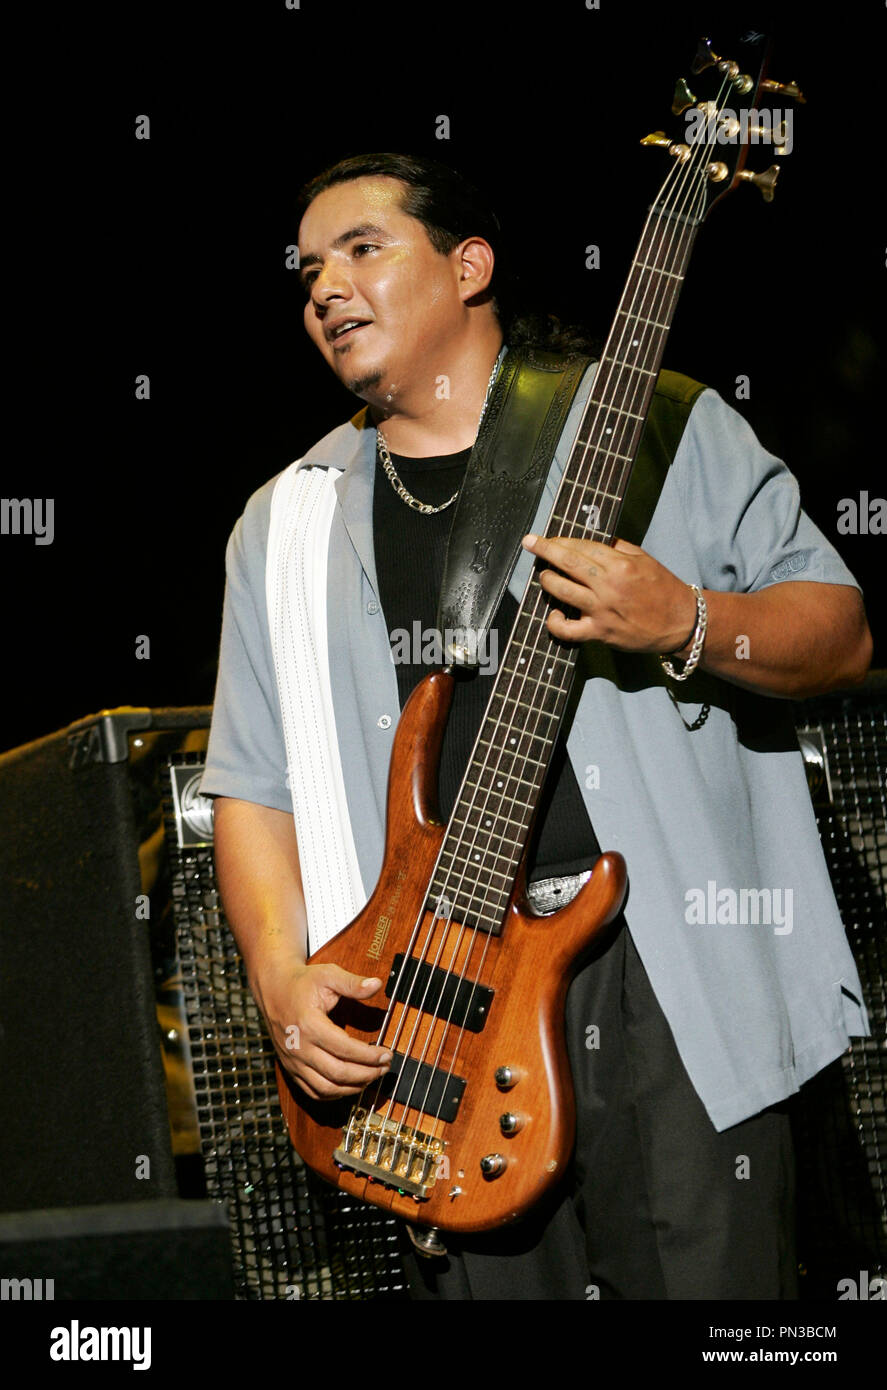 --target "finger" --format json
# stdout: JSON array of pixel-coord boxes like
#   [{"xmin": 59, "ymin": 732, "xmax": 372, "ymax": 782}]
[
  {"xmin": 537, "ymin": 565, "xmax": 601, "ymax": 611},
  {"xmin": 283, "ymin": 1029, "xmax": 392, "ymax": 1085},
  {"xmin": 296, "ymin": 1047, "xmax": 393, "ymax": 1092},
  {"xmin": 546, "ymin": 608, "xmax": 597, "ymax": 643},
  {"xmin": 283, "ymin": 1055, "xmax": 380, "ymax": 1100},
  {"xmin": 311, "ymin": 964, "xmax": 384, "ymax": 1002},
  {"xmin": 301, "ymin": 1010, "xmax": 393, "ymax": 1068},
  {"xmin": 523, "ymin": 533, "xmax": 614, "ymax": 576}
]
